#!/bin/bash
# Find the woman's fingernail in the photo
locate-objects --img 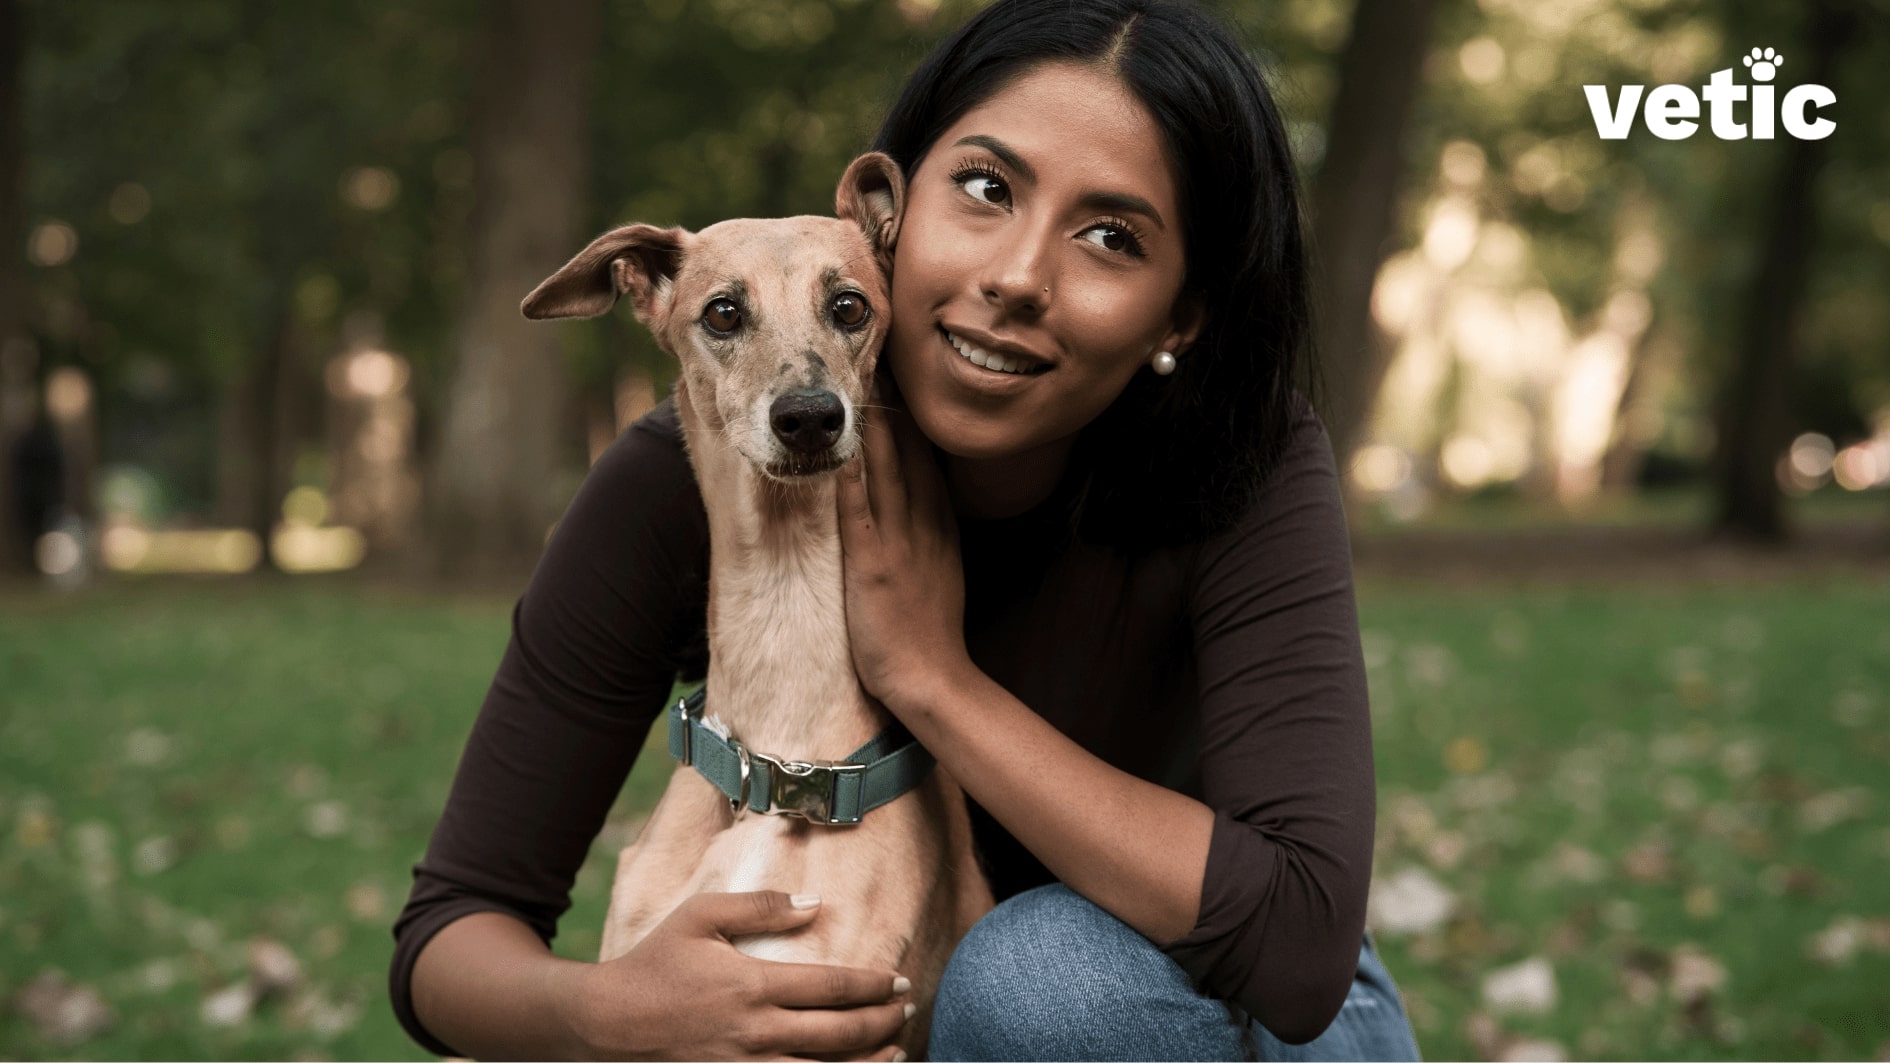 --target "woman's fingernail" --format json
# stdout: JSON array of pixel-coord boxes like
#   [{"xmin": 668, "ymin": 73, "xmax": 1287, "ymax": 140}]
[
  {"xmin": 892, "ymin": 976, "xmax": 912, "ymax": 994},
  {"xmin": 790, "ymin": 893, "xmax": 820, "ymax": 909},
  {"xmin": 902, "ymin": 1002, "xmax": 916, "ymax": 1020},
  {"xmin": 892, "ymin": 1050, "xmax": 909, "ymax": 1062}
]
